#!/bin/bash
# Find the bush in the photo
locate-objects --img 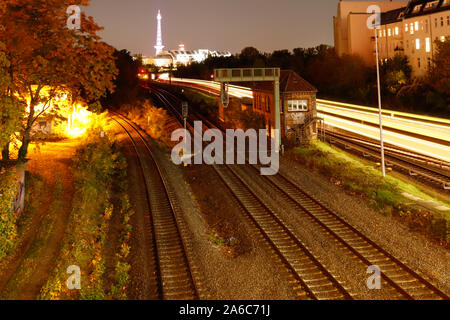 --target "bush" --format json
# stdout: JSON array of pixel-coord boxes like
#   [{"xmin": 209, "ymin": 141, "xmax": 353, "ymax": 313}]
[
  {"xmin": 0, "ymin": 168, "xmax": 18, "ymax": 260},
  {"xmin": 39, "ymin": 129, "xmax": 126, "ymax": 300}
]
